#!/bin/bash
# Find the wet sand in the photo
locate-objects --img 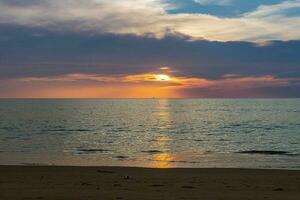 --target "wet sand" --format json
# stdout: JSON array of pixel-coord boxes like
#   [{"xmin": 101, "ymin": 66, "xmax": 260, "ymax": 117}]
[{"xmin": 0, "ymin": 166, "xmax": 299, "ymax": 200}]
